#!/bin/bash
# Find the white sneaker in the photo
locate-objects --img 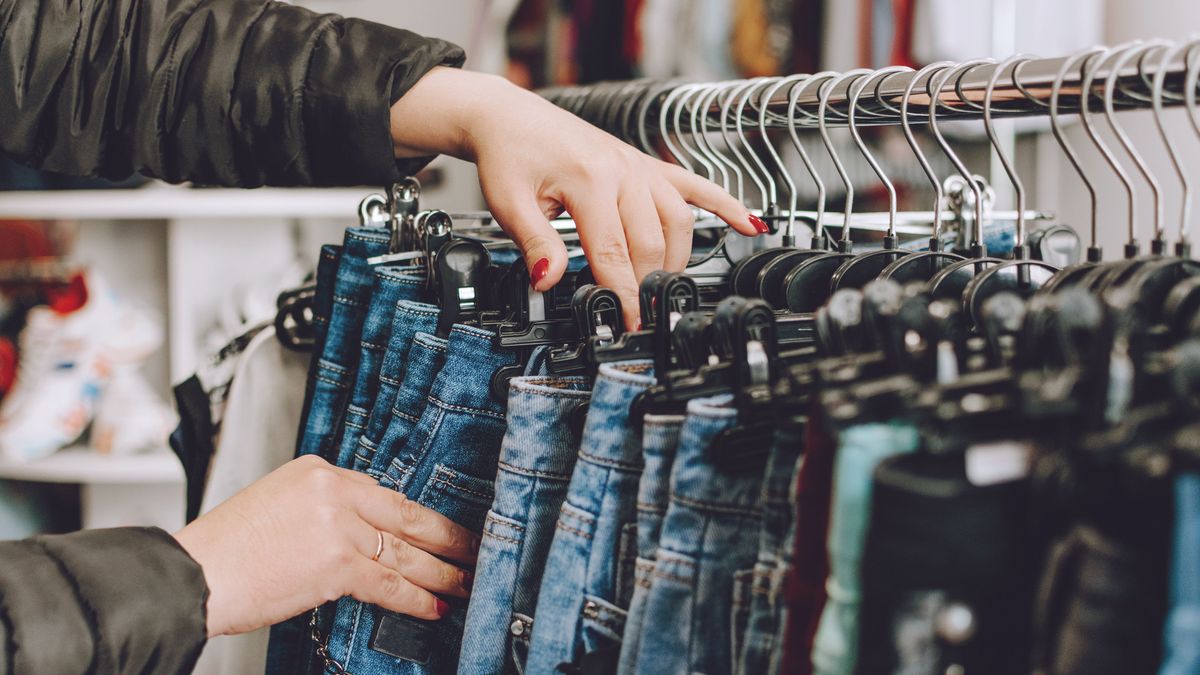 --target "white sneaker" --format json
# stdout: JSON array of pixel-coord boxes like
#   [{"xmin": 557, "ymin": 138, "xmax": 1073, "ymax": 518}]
[
  {"xmin": 92, "ymin": 368, "xmax": 175, "ymax": 456},
  {"xmin": 0, "ymin": 273, "xmax": 163, "ymax": 462}
]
